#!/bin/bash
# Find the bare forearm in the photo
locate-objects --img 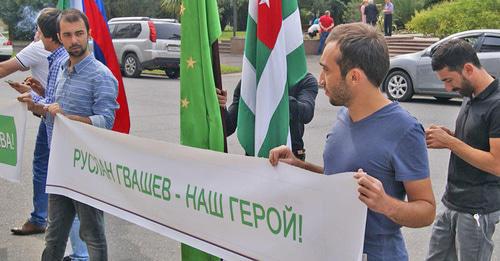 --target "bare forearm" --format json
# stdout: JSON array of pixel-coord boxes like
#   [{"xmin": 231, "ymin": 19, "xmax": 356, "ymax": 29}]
[
  {"xmin": 297, "ymin": 160, "xmax": 324, "ymax": 174},
  {"xmin": 0, "ymin": 58, "xmax": 23, "ymax": 78},
  {"xmin": 30, "ymin": 104, "xmax": 46, "ymax": 116},
  {"xmin": 448, "ymin": 138, "xmax": 500, "ymax": 176},
  {"xmin": 67, "ymin": 115, "xmax": 92, "ymax": 125},
  {"xmin": 384, "ymin": 197, "xmax": 435, "ymax": 228}
]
